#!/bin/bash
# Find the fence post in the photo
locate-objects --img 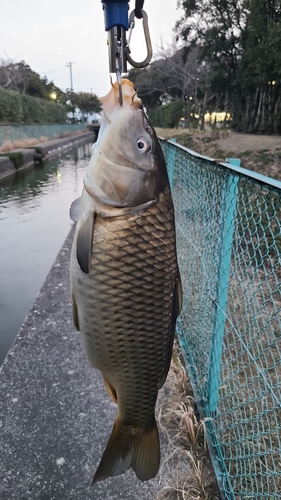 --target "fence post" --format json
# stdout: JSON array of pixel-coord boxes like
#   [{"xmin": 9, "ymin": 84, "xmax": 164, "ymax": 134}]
[
  {"xmin": 166, "ymin": 138, "xmax": 177, "ymax": 189},
  {"xmin": 207, "ymin": 160, "xmax": 240, "ymax": 414}
]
